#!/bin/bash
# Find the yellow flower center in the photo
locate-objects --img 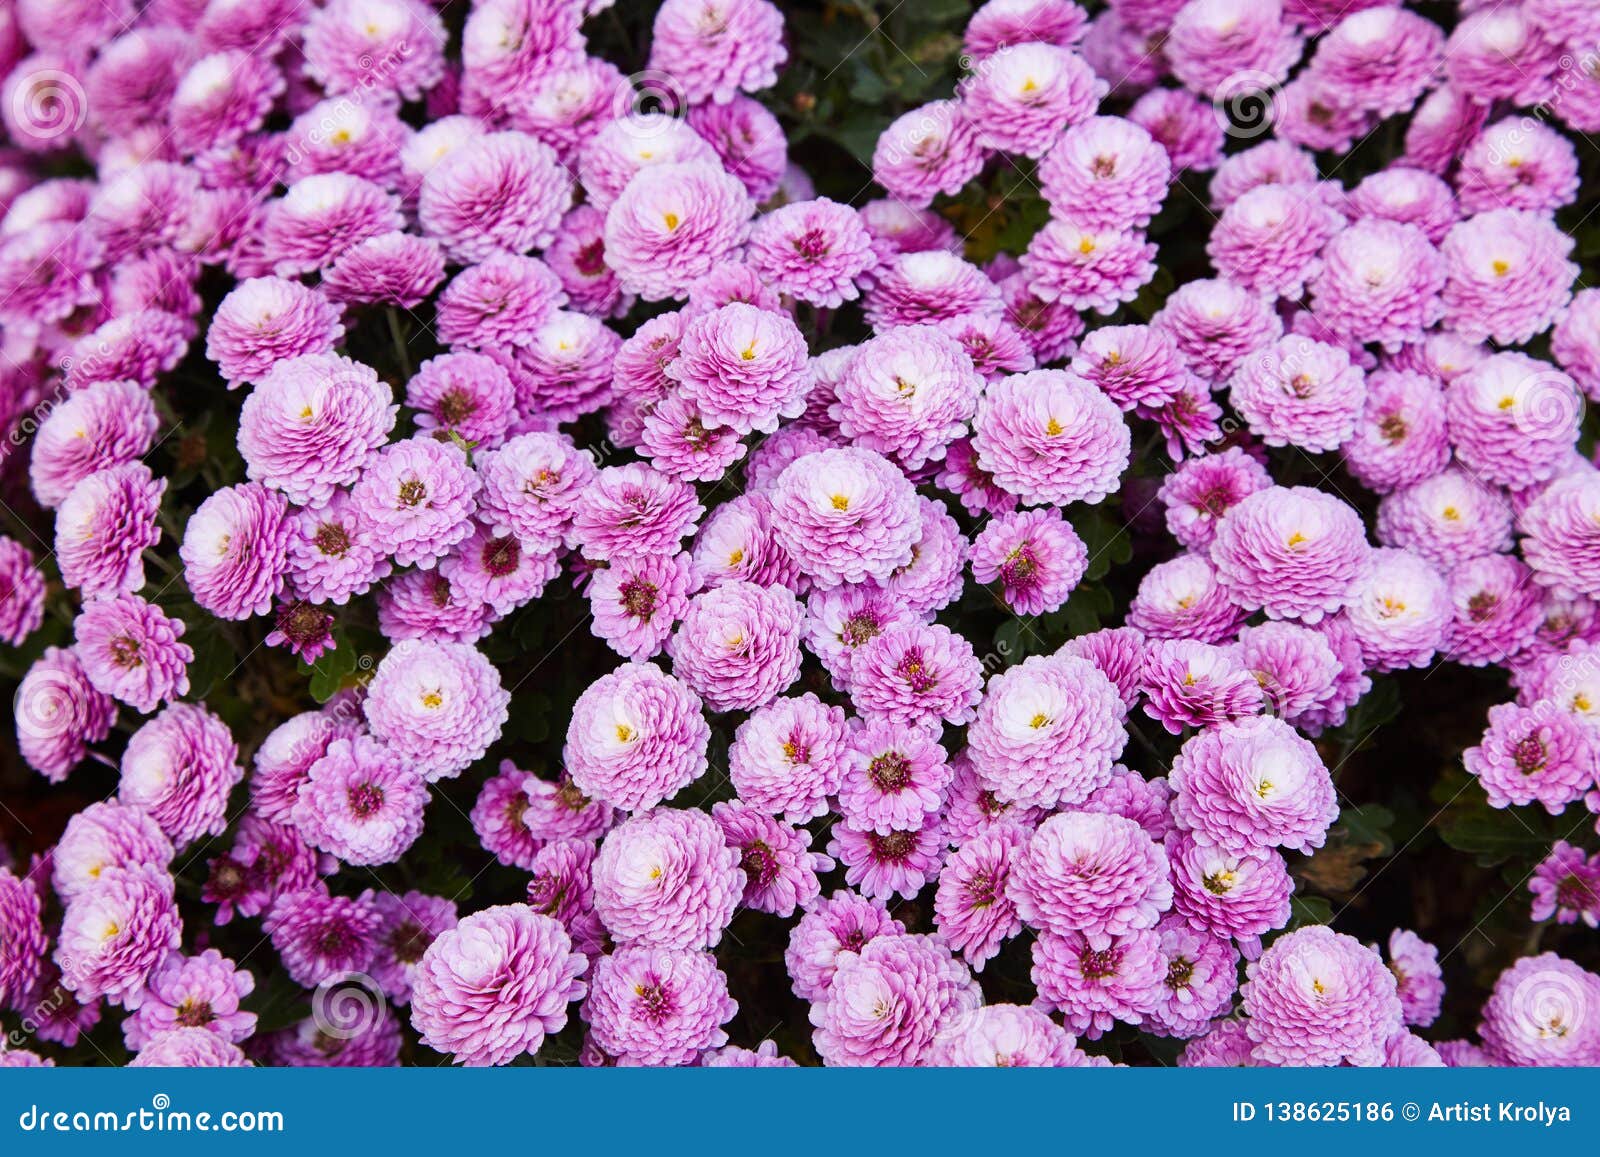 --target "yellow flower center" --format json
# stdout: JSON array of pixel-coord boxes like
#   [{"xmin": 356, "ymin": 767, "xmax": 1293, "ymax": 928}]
[
  {"xmin": 663, "ymin": 212, "xmax": 680, "ymax": 231},
  {"xmin": 831, "ymin": 495, "xmax": 850, "ymax": 511},
  {"xmin": 421, "ymin": 691, "xmax": 442, "ymax": 708}
]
